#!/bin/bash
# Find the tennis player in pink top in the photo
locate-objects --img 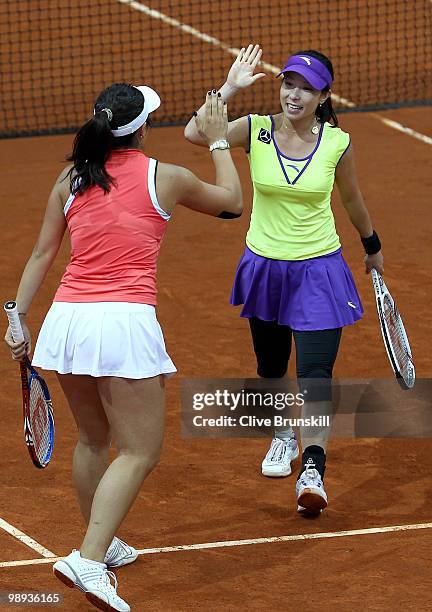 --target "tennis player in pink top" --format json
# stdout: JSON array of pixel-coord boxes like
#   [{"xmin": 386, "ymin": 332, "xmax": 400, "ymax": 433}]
[{"xmin": 5, "ymin": 83, "xmax": 242, "ymax": 611}]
